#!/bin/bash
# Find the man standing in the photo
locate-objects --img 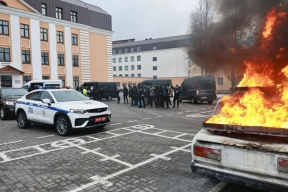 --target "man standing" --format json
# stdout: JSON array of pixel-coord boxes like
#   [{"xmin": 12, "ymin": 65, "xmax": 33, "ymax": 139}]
[
  {"xmin": 155, "ymin": 84, "xmax": 160, "ymax": 108},
  {"xmin": 123, "ymin": 86, "xmax": 129, "ymax": 104},
  {"xmin": 82, "ymin": 86, "xmax": 88, "ymax": 96},
  {"xmin": 168, "ymin": 85, "xmax": 173, "ymax": 106},
  {"xmin": 129, "ymin": 86, "xmax": 134, "ymax": 106},
  {"xmin": 150, "ymin": 86, "xmax": 156, "ymax": 107},
  {"xmin": 138, "ymin": 86, "xmax": 145, "ymax": 108},
  {"xmin": 173, "ymin": 85, "xmax": 180, "ymax": 108},
  {"xmin": 162, "ymin": 84, "xmax": 169, "ymax": 108},
  {"xmin": 133, "ymin": 86, "xmax": 138, "ymax": 107},
  {"xmin": 115, "ymin": 88, "xmax": 121, "ymax": 104}
]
